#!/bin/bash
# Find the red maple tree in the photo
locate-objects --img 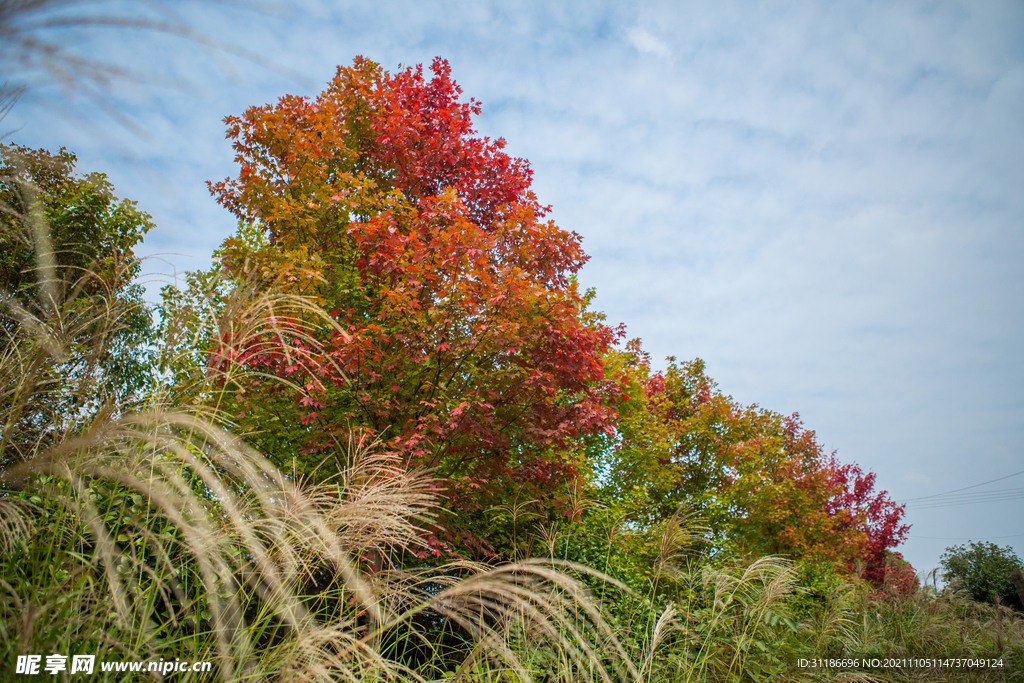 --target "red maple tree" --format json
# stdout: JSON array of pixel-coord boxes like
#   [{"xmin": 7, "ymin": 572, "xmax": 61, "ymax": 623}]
[
  {"xmin": 207, "ymin": 57, "xmax": 621, "ymax": 554},
  {"xmin": 826, "ymin": 459, "xmax": 912, "ymax": 587}
]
